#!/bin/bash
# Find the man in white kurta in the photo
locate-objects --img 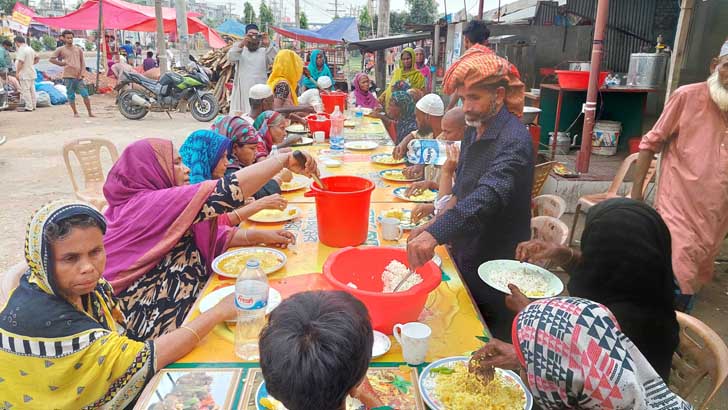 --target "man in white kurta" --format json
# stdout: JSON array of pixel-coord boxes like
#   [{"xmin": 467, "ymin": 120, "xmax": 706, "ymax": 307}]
[{"xmin": 228, "ymin": 24, "xmax": 278, "ymax": 116}]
